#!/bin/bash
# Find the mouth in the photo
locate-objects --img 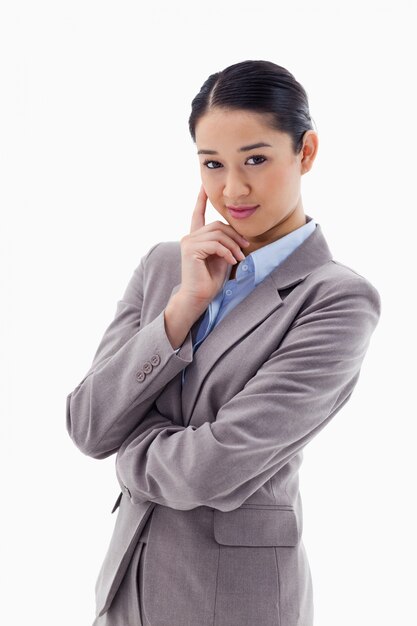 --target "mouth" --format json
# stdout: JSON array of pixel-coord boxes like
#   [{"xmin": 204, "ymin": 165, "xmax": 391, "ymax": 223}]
[
  {"xmin": 227, "ymin": 205, "xmax": 259, "ymax": 219},
  {"xmin": 226, "ymin": 205, "xmax": 259, "ymax": 211}
]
